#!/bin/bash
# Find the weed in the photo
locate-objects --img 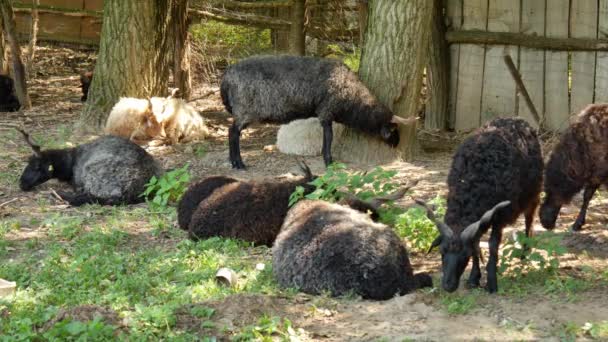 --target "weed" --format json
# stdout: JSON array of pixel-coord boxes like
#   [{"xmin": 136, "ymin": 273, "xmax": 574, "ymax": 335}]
[
  {"xmin": 142, "ymin": 163, "xmax": 191, "ymax": 210},
  {"xmin": 232, "ymin": 315, "xmax": 299, "ymax": 342},
  {"xmin": 441, "ymin": 292, "xmax": 478, "ymax": 315},
  {"xmin": 394, "ymin": 196, "xmax": 445, "ymax": 252},
  {"xmin": 499, "ymin": 232, "xmax": 567, "ymax": 276}
]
